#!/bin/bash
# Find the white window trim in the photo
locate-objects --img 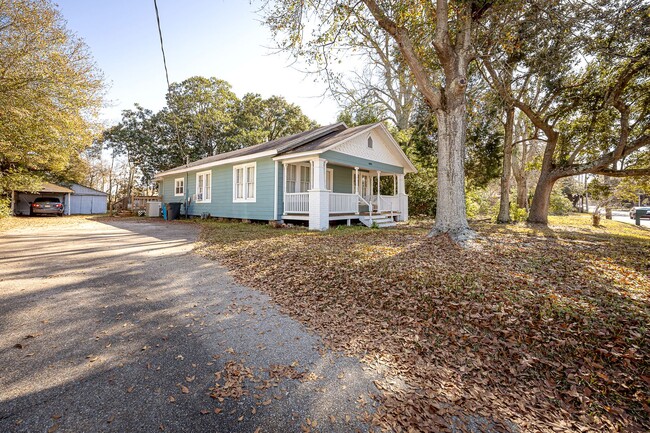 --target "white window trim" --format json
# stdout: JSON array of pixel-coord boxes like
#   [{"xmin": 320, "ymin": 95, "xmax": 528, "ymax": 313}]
[
  {"xmin": 174, "ymin": 177, "xmax": 185, "ymax": 196},
  {"xmin": 326, "ymin": 168, "xmax": 333, "ymax": 191},
  {"xmin": 196, "ymin": 170, "xmax": 212, "ymax": 203},
  {"xmin": 233, "ymin": 162, "xmax": 256, "ymax": 203},
  {"xmin": 285, "ymin": 162, "xmax": 311, "ymax": 193}
]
